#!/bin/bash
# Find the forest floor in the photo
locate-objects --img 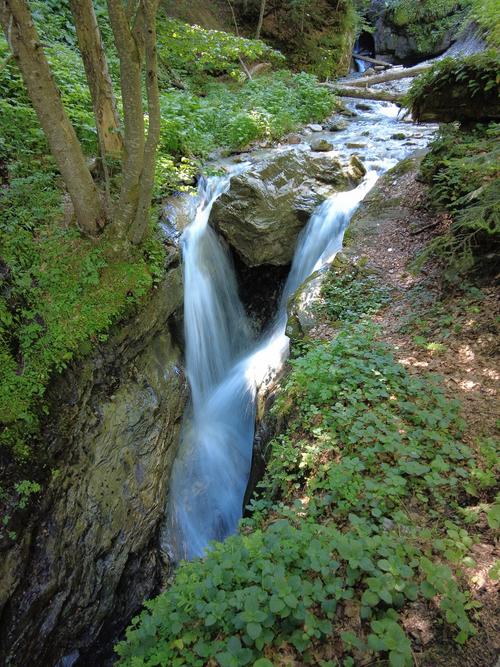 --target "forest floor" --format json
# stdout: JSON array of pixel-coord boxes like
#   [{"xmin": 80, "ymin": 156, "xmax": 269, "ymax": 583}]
[{"xmin": 312, "ymin": 157, "xmax": 500, "ymax": 666}]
